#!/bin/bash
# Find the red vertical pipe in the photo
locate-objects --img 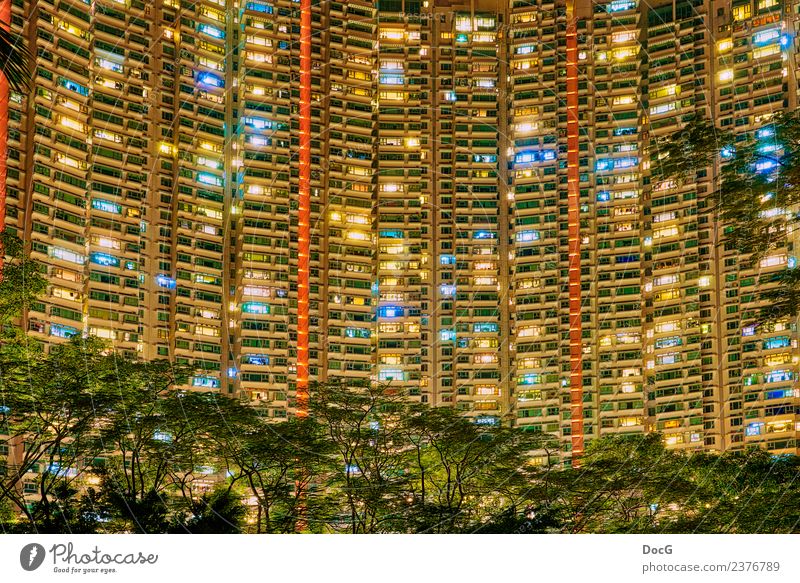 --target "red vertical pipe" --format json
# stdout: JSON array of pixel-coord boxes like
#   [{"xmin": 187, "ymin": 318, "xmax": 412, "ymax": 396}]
[
  {"xmin": 296, "ymin": 0, "xmax": 312, "ymax": 417},
  {"xmin": 0, "ymin": 0, "xmax": 11, "ymax": 252},
  {"xmin": 566, "ymin": 0, "xmax": 584, "ymax": 466}
]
